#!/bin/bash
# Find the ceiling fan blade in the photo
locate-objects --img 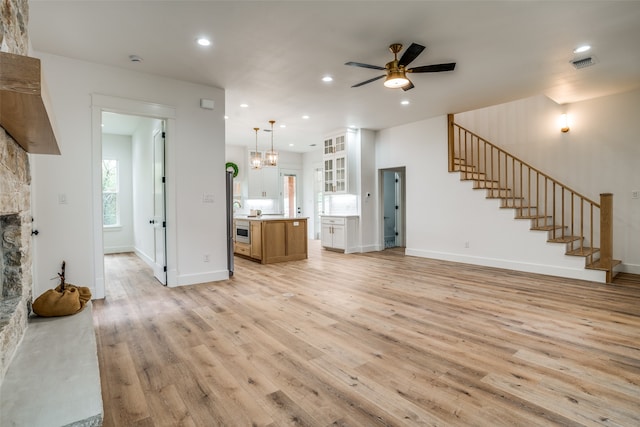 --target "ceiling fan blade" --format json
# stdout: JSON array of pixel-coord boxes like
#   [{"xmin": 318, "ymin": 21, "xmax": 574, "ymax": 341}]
[
  {"xmin": 408, "ymin": 62, "xmax": 457, "ymax": 73},
  {"xmin": 345, "ymin": 61, "xmax": 386, "ymax": 70},
  {"xmin": 401, "ymin": 80, "xmax": 415, "ymax": 91},
  {"xmin": 398, "ymin": 43, "xmax": 425, "ymax": 67},
  {"xmin": 351, "ymin": 74, "xmax": 386, "ymax": 88}
]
